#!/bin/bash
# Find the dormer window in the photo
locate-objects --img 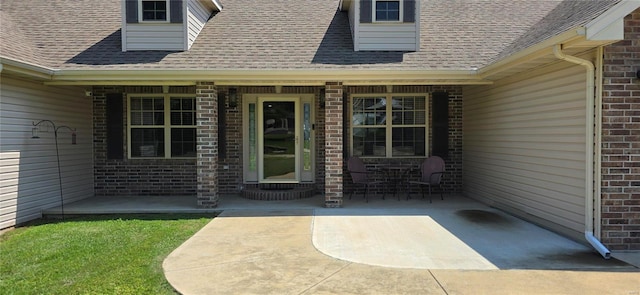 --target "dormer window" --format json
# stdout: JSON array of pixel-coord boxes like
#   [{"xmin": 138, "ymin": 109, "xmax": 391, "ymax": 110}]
[
  {"xmin": 141, "ymin": 0, "xmax": 168, "ymax": 22},
  {"xmin": 374, "ymin": 0, "xmax": 402, "ymax": 22},
  {"xmin": 359, "ymin": 0, "xmax": 414, "ymax": 24},
  {"xmin": 345, "ymin": 0, "xmax": 419, "ymax": 51},
  {"xmin": 122, "ymin": 0, "xmax": 222, "ymax": 51}
]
